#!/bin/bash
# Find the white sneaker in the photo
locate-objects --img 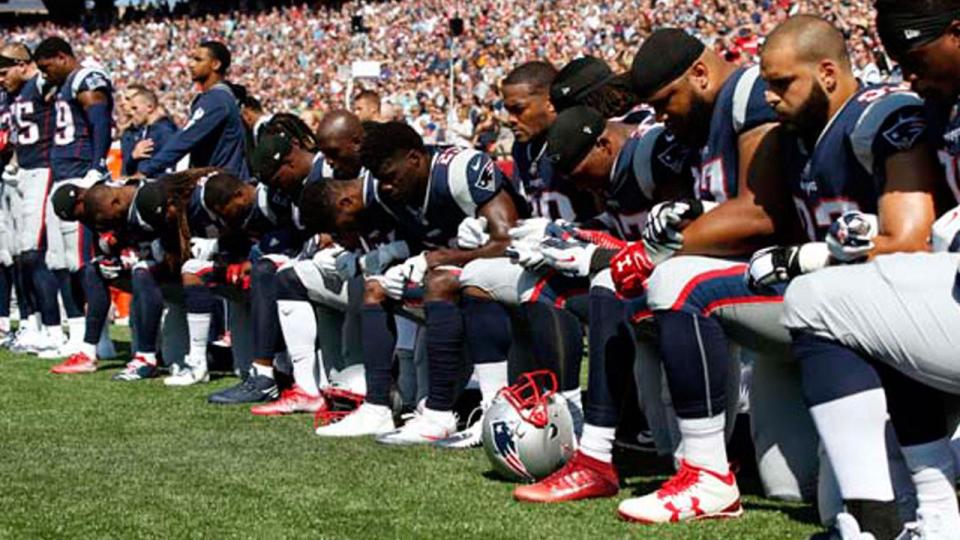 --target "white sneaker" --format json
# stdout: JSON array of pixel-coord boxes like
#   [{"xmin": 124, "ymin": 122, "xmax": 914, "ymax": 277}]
[
  {"xmin": 617, "ymin": 460, "xmax": 742, "ymax": 524},
  {"xmin": 906, "ymin": 508, "xmax": 960, "ymax": 540},
  {"xmin": 315, "ymin": 402, "xmax": 394, "ymax": 437},
  {"xmin": 163, "ymin": 366, "xmax": 210, "ymax": 386},
  {"xmin": 10, "ymin": 327, "xmax": 42, "ymax": 353},
  {"xmin": 38, "ymin": 340, "xmax": 83, "ymax": 360},
  {"xmin": 376, "ymin": 409, "xmax": 457, "ymax": 446},
  {"xmin": 435, "ymin": 407, "xmax": 484, "ymax": 449}
]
